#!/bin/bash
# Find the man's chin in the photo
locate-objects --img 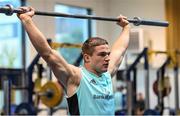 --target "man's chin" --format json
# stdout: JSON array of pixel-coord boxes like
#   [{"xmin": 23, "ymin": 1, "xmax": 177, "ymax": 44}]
[{"xmin": 101, "ymin": 69, "xmax": 108, "ymax": 72}]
